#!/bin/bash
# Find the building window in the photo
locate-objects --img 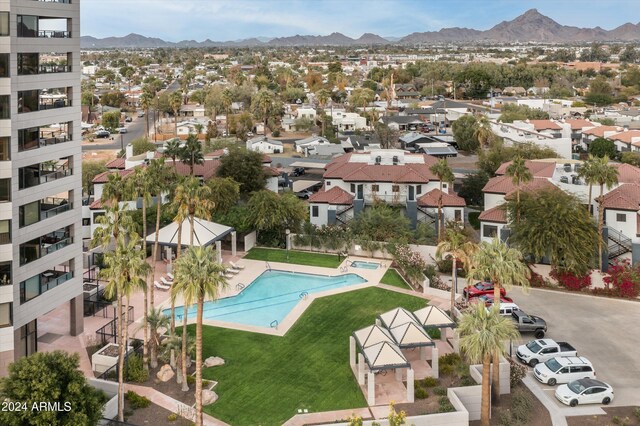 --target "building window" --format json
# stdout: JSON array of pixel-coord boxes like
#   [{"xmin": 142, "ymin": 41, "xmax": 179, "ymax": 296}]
[
  {"xmin": 0, "ymin": 302, "xmax": 11, "ymax": 328},
  {"xmin": 17, "ymin": 15, "xmax": 38, "ymax": 37},
  {"xmin": 19, "ymin": 201, "xmax": 40, "ymax": 228},
  {"xmin": 326, "ymin": 181, "xmax": 331, "ymax": 186},
  {"xmin": 312, "ymin": 206, "xmax": 319, "ymax": 217},
  {"xmin": 18, "ymin": 90, "xmax": 39, "ymax": 113},
  {"xmin": 0, "ymin": 137, "xmax": 9, "ymax": 160},
  {"xmin": 442, "ymin": 183, "xmax": 448, "ymax": 190},
  {"xmin": 0, "ymin": 95, "xmax": 9, "ymax": 119},
  {"xmin": 19, "ymin": 237, "xmax": 40, "ymax": 265},
  {"xmin": 455, "ymin": 209, "xmax": 462, "ymax": 222},
  {"xmin": 350, "ymin": 184, "xmax": 355, "ymax": 193},
  {"xmin": 0, "ymin": 54, "xmax": 8, "ymax": 77},
  {"xmin": 0, "ymin": 261, "xmax": 11, "ymax": 285},
  {"xmin": 18, "ymin": 53, "xmax": 39, "ymax": 75},
  {"xmin": 416, "ymin": 185, "xmax": 422, "ymax": 195},
  {"xmin": 18, "ymin": 127, "xmax": 39, "ymax": 151},
  {"xmin": 0, "ymin": 12, "xmax": 8, "ymax": 37},
  {"xmin": 20, "ymin": 276, "xmax": 40, "ymax": 303},
  {"xmin": 616, "ymin": 213, "xmax": 627, "ymax": 222},
  {"xmin": 82, "ymin": 218, "xmax": 90, "ymax": 226},
  {"xmin": 0, "ymin": 220, "xmax": 10, "ymax": 244},
  {"xmin": 372, "ymin": 184, "xmax": 379, "ymax": 192},
  {"xmin": 483, "ymin": 224, "xmax": 498, "ymax": 238},
  {"xmin": 93, "ymin": 212, "xmax": 105, "ymax": 222},
  {"xmin": 392, "ymin": 185, "xmax": 400, "ymax": 193},
  {"xmin": 0, "ymin": 178, "xmax": 10, "ymax": 202}
]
